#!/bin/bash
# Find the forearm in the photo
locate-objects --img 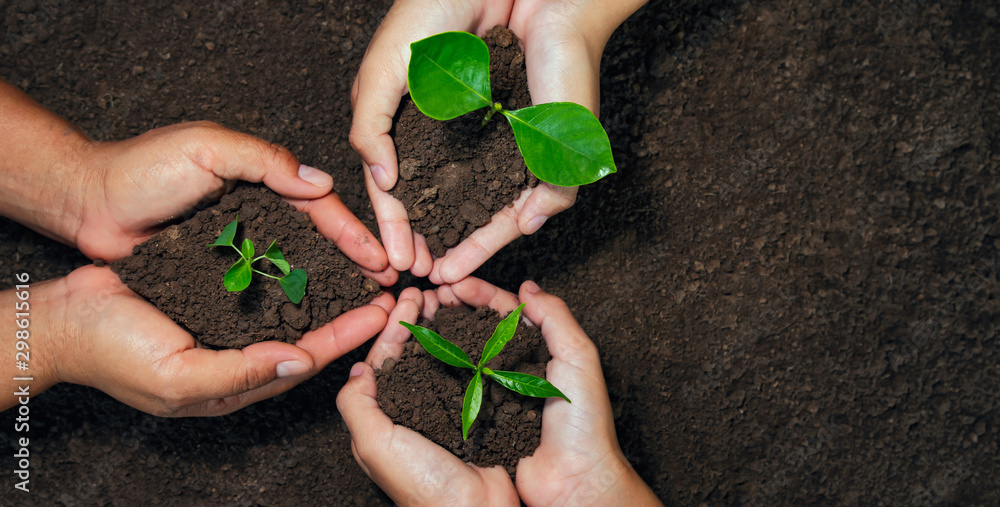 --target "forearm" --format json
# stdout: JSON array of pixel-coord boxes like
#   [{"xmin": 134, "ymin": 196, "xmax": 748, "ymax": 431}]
[
  {"xmin": 0, "ymin": 79, "xmax": 95, "ymax": 246},
  {"xmin": 1, "ymin": 276, "xmax": 66, "ymax": 411}
]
